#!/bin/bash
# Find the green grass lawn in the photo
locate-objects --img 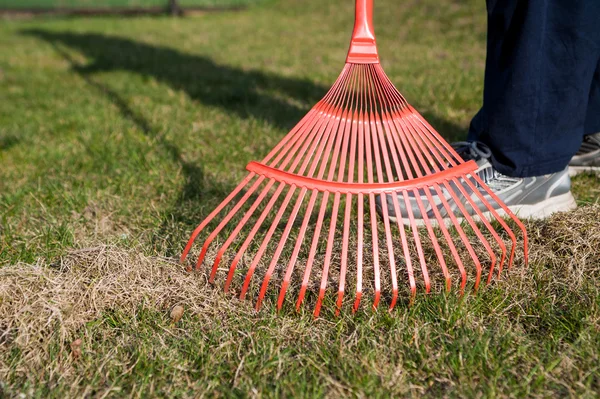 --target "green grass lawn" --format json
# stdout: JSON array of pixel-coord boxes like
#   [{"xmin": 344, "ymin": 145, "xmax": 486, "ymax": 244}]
[
  {"xmin": 1, "ymin": 0, "xmax": 599, "ymax": 397},
  {"xmin": 0, "ymin": 0, "xmax": 262, "ymax": 9}
]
